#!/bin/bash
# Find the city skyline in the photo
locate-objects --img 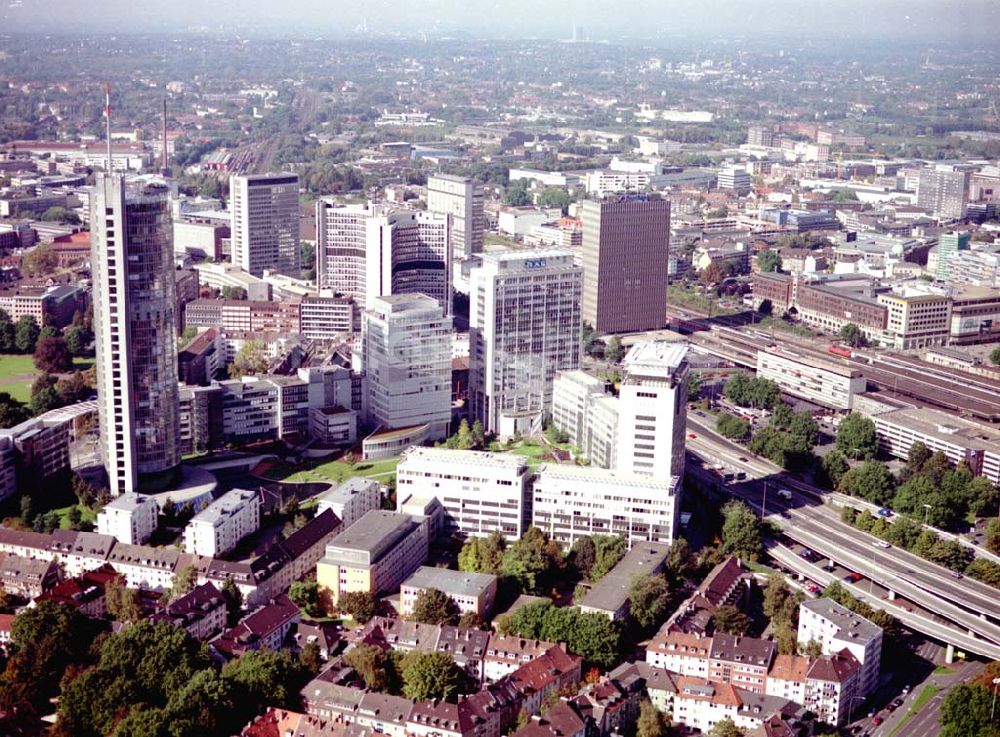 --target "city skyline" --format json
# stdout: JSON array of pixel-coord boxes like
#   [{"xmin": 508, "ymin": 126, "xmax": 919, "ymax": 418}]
[{"xmin": 4, "ymin": 0, "xmax": 1000, "ymax": 42}]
